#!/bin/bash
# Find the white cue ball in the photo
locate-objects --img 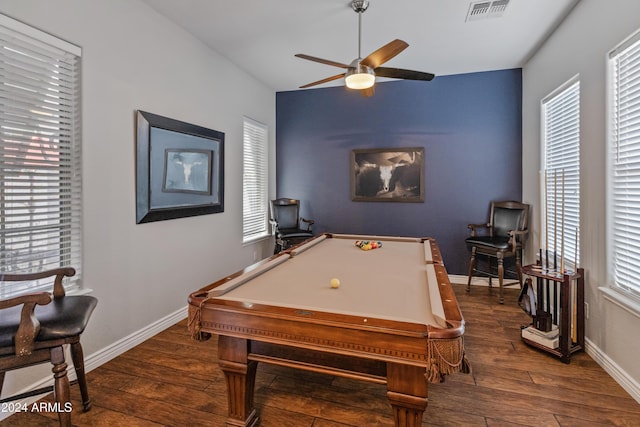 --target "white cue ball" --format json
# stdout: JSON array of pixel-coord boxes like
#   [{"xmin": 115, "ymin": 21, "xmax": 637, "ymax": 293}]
[{"xmin": 330, "ymin": 278, "xmax": 340, "ymax": 288}]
